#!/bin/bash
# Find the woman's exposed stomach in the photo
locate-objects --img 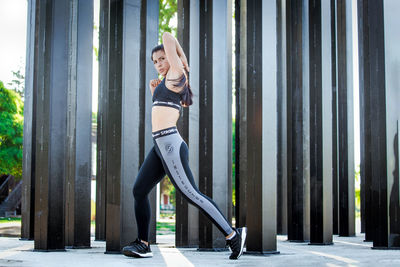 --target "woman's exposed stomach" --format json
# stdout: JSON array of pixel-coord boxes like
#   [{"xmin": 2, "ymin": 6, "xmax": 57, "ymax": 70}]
[{"xmin": 152, "ymin": 106, "xmax": 180, "ymax": 132}]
